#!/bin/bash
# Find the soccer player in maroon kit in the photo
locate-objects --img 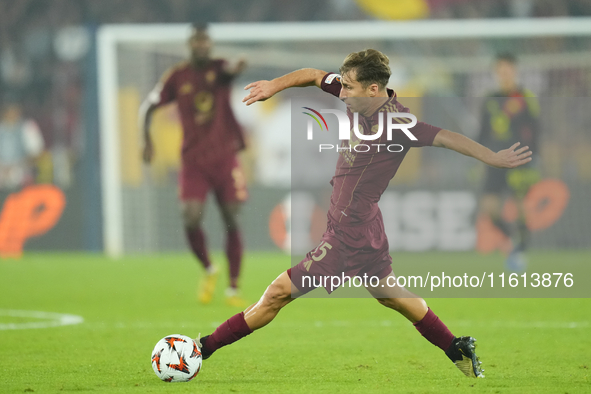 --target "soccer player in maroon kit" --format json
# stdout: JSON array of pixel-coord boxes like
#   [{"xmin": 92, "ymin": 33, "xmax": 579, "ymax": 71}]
[
  {"xmin": 141, "ymin": 24, "xmax": 248, "ymax": 307},
  {"xmin": 195, "ymin": 49, "xmax": 533, "ymax": 378}
]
